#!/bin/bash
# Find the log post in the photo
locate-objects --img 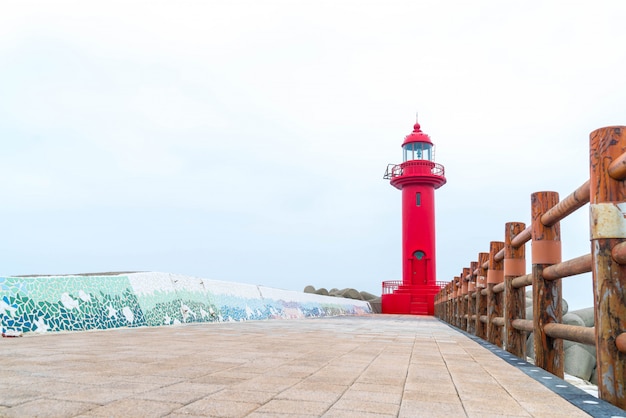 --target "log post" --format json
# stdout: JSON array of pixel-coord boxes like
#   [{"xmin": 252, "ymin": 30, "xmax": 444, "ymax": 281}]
[
  {"xmin": 531, "ymin": 191, "xmax": 563, "ymax": 378},
  {"xmin": 442, "ymin": 288, "xmax": 446, "ymax": 320},
  {"xmin": 476, "ymin": 252, "xmax": 489, "ymax": 340},
  {"xmin": 446, "ymin": 279, "xmax": 455, "ymax": 324},
  {"xmin": 505, "ymin": 222, "xmax": 527, "ymax": 358},
  {"xmin": 461, "ymin": 267, "xmax": 469, "ymax": 331},
  {"xmin": 468, "ymin": 261, "xmax": 478, "ymax": 334},
  {"xmin": 590, "ymin": 125, "xmax": 626, "ymax": 408},
  {"xmin": 454, "ymin": 276, "xmax": 460, "ymax": 327},
  {"xmin": 487, "ymin": 241, "xmax": 505, "ymax": 347}
]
